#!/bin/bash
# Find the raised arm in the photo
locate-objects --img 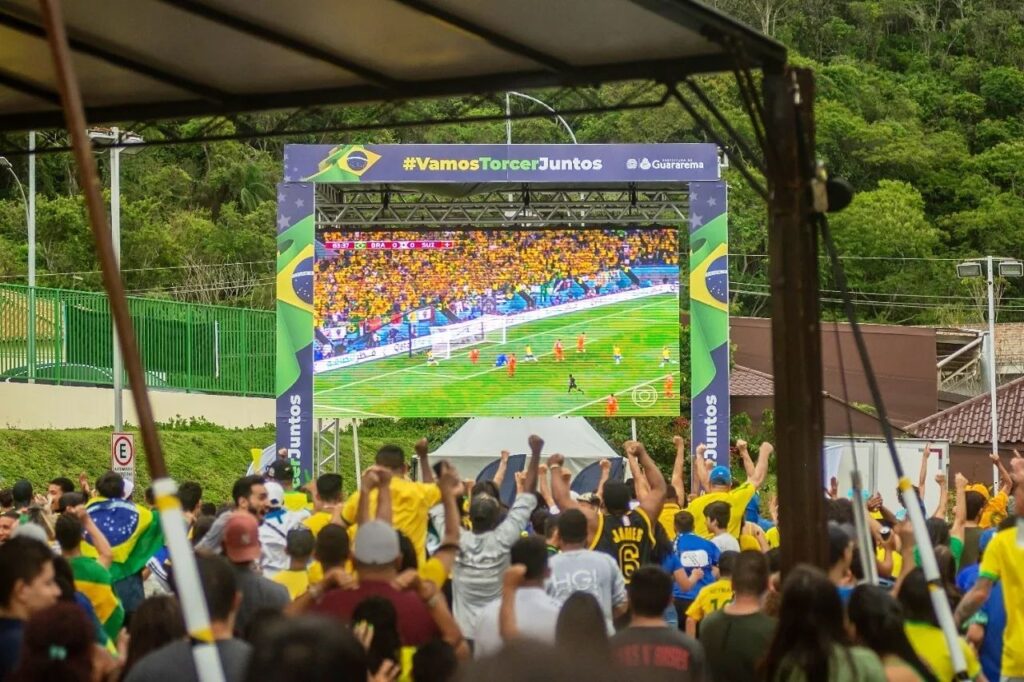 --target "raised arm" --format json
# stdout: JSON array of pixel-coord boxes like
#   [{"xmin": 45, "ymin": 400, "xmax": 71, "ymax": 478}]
[
  {"xmin": 374, "ymin": 467, "xmax": 393, "ymax": 526},
  {"xmin": 918, "ymin": 442, "xmax": 931, "ymax": 493},
  {"xmin": 548, "ymin": 454, "xmax": 578, "ymax": 511},
  {"xmin": 931, "ymin": 470, "xmax": 948, "ymax": 520},
  {"xmin": 737, "ymin": 439, "xmax": 755, "ymax": 481},
  {"xmin": 597, "ymin": 459, "xmax": 611, "ymax": 502},
  {"xmin": 951, "ymin": 472, "xmax": 967, "ymax": 543},
  {"xmin": 521, "ymin": 435, "xmax": 543, "ymax": 494},
  {"xmin": 994, "ymin": 453, "xmax": 1014, "ymax": 492},
  {"xmin": 538, "ymin": 464, "xmax": 555, "ymax": 508},
  {"xmin": 493, "ymin": 450, "xmax": 510, "ymax": 488},
  {"xmin": 694, "ymin": 444, "xmax": 711, "ymax": 493},
  {"xmin": 671, "ymin": 436, "xmax": 686, "ymax": 504},
  {"xmin": 625, "ymin": 447, "xmax": 651, "ymax": 497},
  {"xmin": 78, "ymin": 507, "xmax": 113, "ymax": 569},
  {"xmin": 356, "ymin": 469, "xmax": 380, "ymax": 525},
  {"xmin": 629, "ymin": 441, "xmax": 667, "ymax": 522},
  {"xmin": 750, "ymin": 441, "xmax": 773, "ymax": 490},
  {"xmin": 415, "ymin": 438, "xmax": 435, "ymax": 484}
]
